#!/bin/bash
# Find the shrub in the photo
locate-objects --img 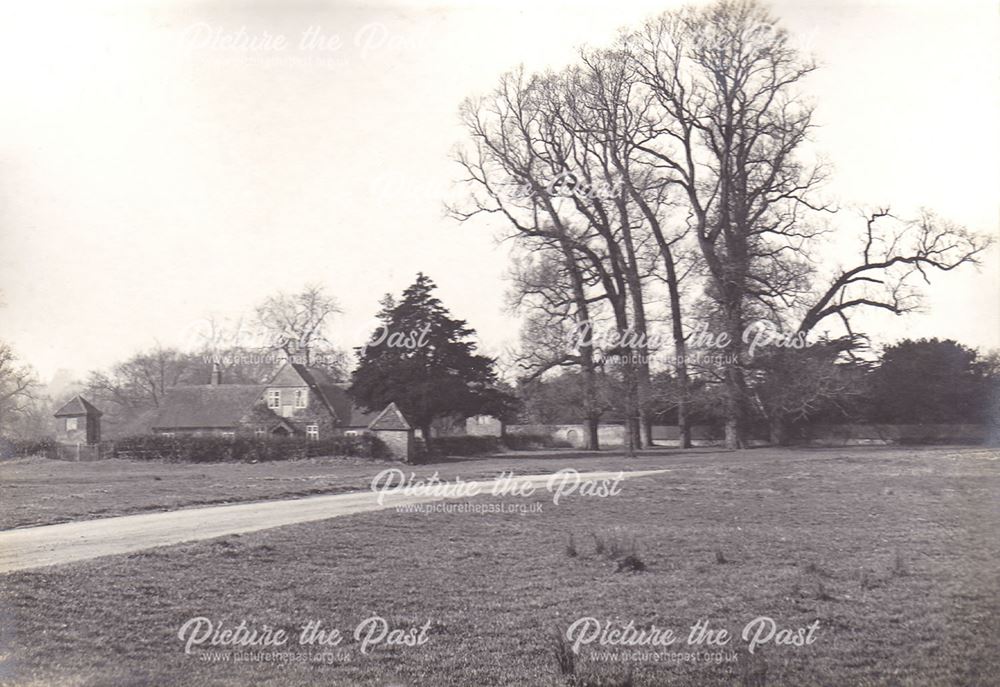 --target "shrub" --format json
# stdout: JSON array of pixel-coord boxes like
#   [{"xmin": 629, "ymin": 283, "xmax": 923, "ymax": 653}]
[{"xmin": 2, "ymin": 437, "xmax": 58, "ymax": 460}]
